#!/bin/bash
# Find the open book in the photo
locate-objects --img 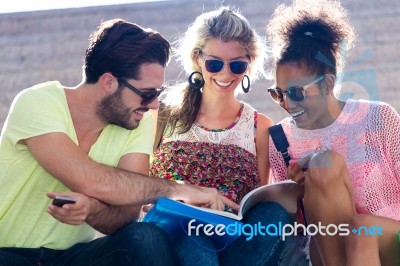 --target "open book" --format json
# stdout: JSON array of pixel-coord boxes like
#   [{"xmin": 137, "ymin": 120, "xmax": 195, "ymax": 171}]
[
  {"xmin": 200, "ymin": 179, "xmax": 298, "ymax": 220},
  {"xmin": 142, "ymin": 180, "xmax": 298, "ymax": 246}
]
